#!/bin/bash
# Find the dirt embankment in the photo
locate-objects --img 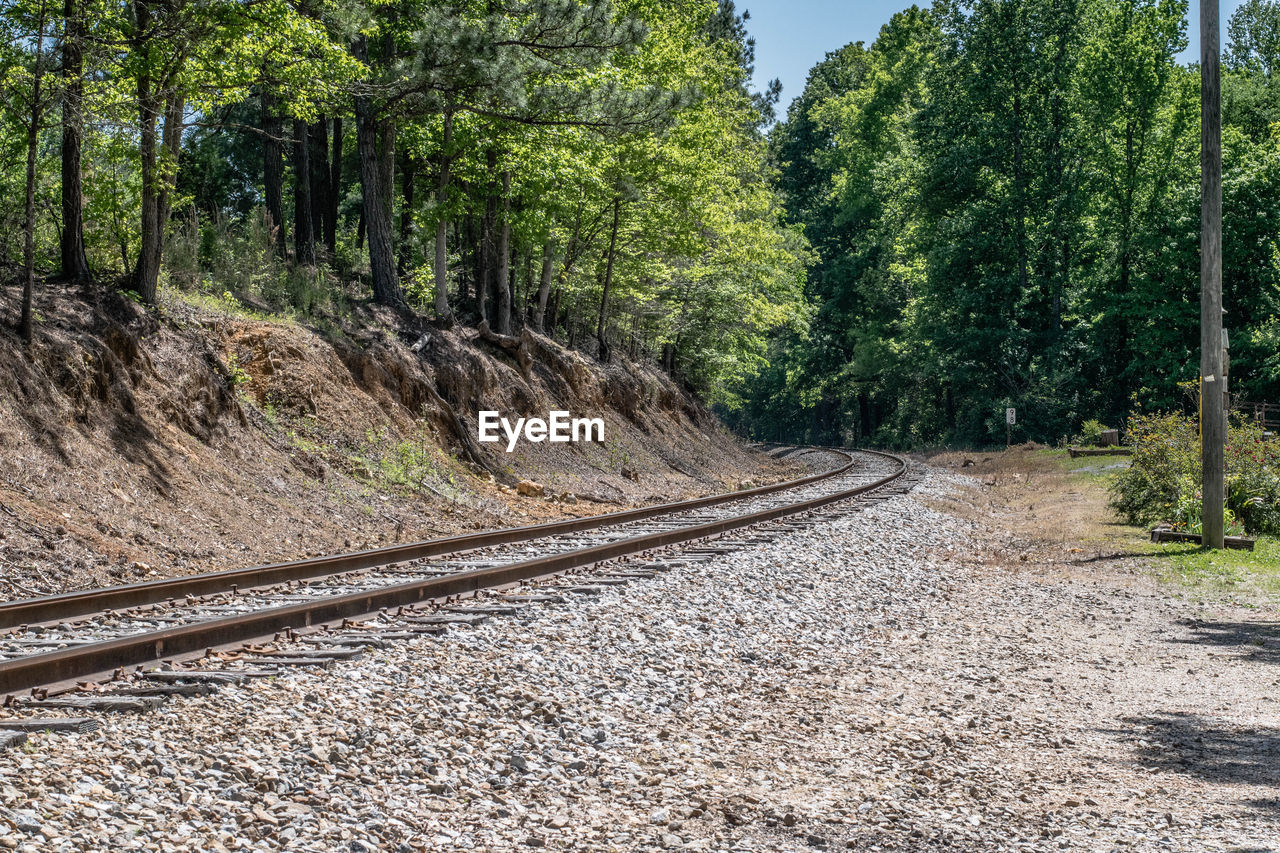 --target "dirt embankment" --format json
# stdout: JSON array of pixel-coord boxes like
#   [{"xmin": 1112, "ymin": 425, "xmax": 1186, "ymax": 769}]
[{"xmin": 0, "ymin": 281, "xmax": 798, "ymax": 597}]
